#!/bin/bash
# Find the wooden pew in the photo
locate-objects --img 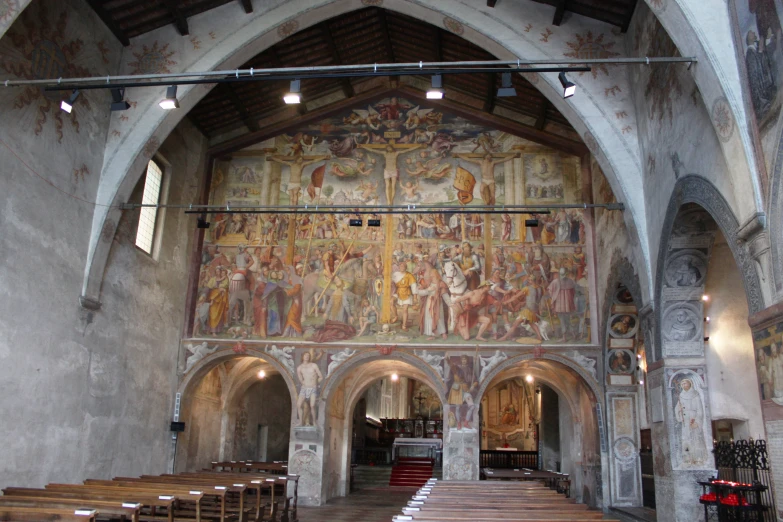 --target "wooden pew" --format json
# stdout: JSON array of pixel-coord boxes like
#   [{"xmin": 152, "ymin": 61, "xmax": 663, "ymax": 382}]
[
  {"xmin": 0, "ymin": 497, "xmax": 141, "ymax": 522},
  {"xmin": 45, "ymin": 484, "xmax": 206, "ymax": 522},
  {"xmin": 393, "ymin": 480, "xmax": 621, "ymax": 522},
  {"xmin": 110, "ymin": 475, "xmax": 255, "ymax": 522},
  {"xmin": 3, "ymin": 487, "xmax": 179, "ymax": 522},
  {"xmin": 0, "ymin": 506, "xmax": 98, "ymax": 521},
  {"xmin": 204, "ymin": 469, "xmax": 299, "ymax": 521}
]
